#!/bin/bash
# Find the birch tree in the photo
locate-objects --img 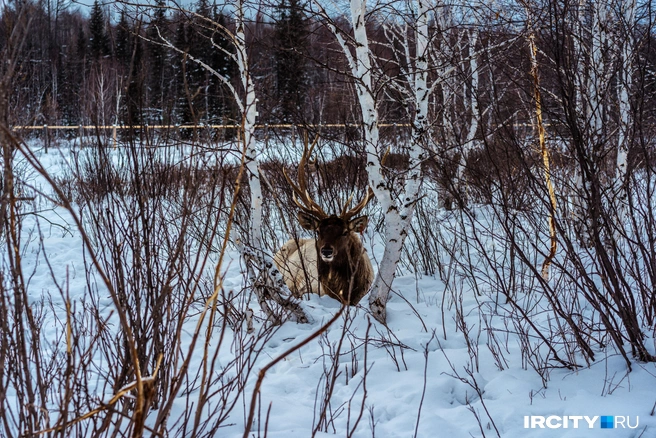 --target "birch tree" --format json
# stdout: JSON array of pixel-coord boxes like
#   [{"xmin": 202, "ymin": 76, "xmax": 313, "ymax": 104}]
[
  {"xmin": 520, "ymin": 0, "xmax": 557, "ymax": 279},
  {"xmin": 566, "ymin": 0, "xmax": 616, "ymax": 245},
  {"xmin": 613, "ymin": 0, "xmax": 637, "ymax": 225},
  {"xmin": 312, "ymin": 0, "xmax": 432, "ymax": 322},
  {"xmin": 441, "ymin": 26, "xmax": 484, "ymax": 203},
  {"xmin": 558, "ymin": 0, "xmax": 638, "ymax": 242},
  {"xmin": 142, "ymin": 0, "xmax": 309, "ymax": 323},
  {"xmin": 424, "ymin": 10, "xmax": 491, "ymax": 208},
  {"xmin": 456, "ymin": 29, "xmax": 480, "ymax": 185}
]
